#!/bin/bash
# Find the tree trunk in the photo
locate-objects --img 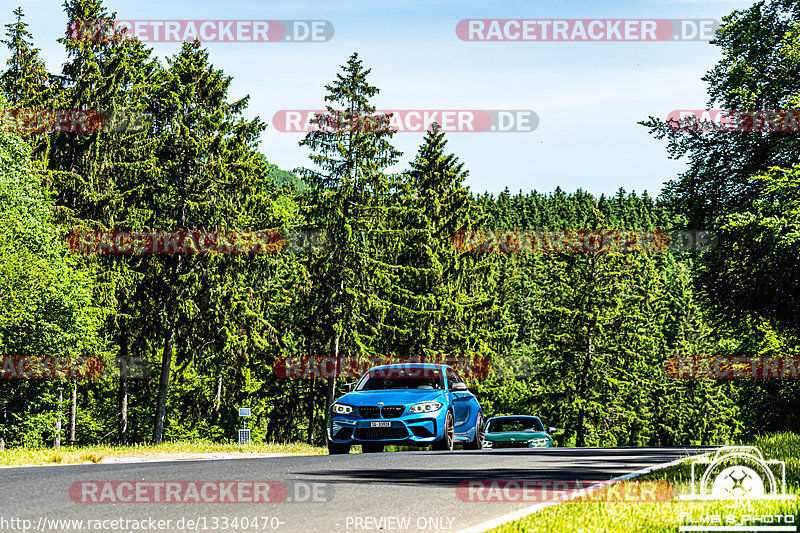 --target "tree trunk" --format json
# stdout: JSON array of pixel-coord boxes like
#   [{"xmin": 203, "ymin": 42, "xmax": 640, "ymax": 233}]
[
  {"xmin": 324, "ymin": 331, "xmax": 340, "ymax": 418},
  {"xmin": 575, "ymin": 329, "xmax": 593, "ymax": 447},
  {"xmin": 153, "ymin": 257, "xmax": 181, "ymax": 444},
  {"xmin": 324, "ymin": 332, "xmax": 342, "ymax": 445},
  {"xmin": 118, "ymin": 330, "xmax": 129, "ymax": 444},
  {"xmin": 69, "ymin": 382, "xmax": 76, "ymax": 445},
  {"xmin": 324, "ymin": 279, "xmax": 344, "ymax": 442},
  {"xmin": 54, "ymin": 386, "xmax": 63, "ymax": 449},
  {"xmin": 576, "ymin": 257, "xmax": 596, "ymax": 448},
  {"xmin": 306, "ymin": 380, "xmax": 315, "ymax": 444},
  {"xmin": 153, "ymin": 300, "xmax": 178, "ymax": 444},
  {"xmin": 213, "ymin": 376, "xmax": 223, "ymax": 414}
]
